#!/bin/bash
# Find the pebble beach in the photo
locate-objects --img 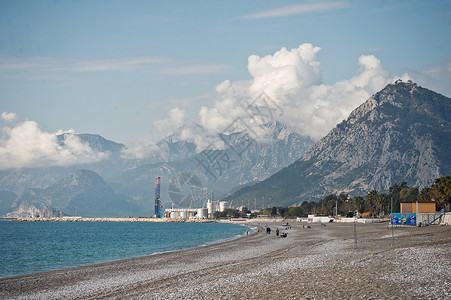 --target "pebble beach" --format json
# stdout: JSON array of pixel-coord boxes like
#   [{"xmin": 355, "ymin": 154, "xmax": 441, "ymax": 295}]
[{"xmin": 1, "ymin": 221, "xmax": 450, "ymax": 299}]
